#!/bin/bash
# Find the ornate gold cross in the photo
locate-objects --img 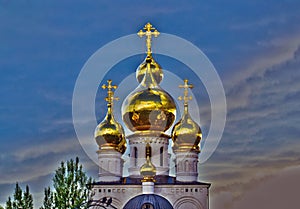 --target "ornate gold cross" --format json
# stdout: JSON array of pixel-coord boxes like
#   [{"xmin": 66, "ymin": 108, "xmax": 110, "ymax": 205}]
[
  {"xmin": 102, "ymin": 80, "xmax": 119, "ymax": 104},
  {"xmin": 178, "ymin": 79, "xmax": 193, "ymax": 106},
  {"xmin": 137, "ymin": 22, "xmax": 160, "ymax": 55}
]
